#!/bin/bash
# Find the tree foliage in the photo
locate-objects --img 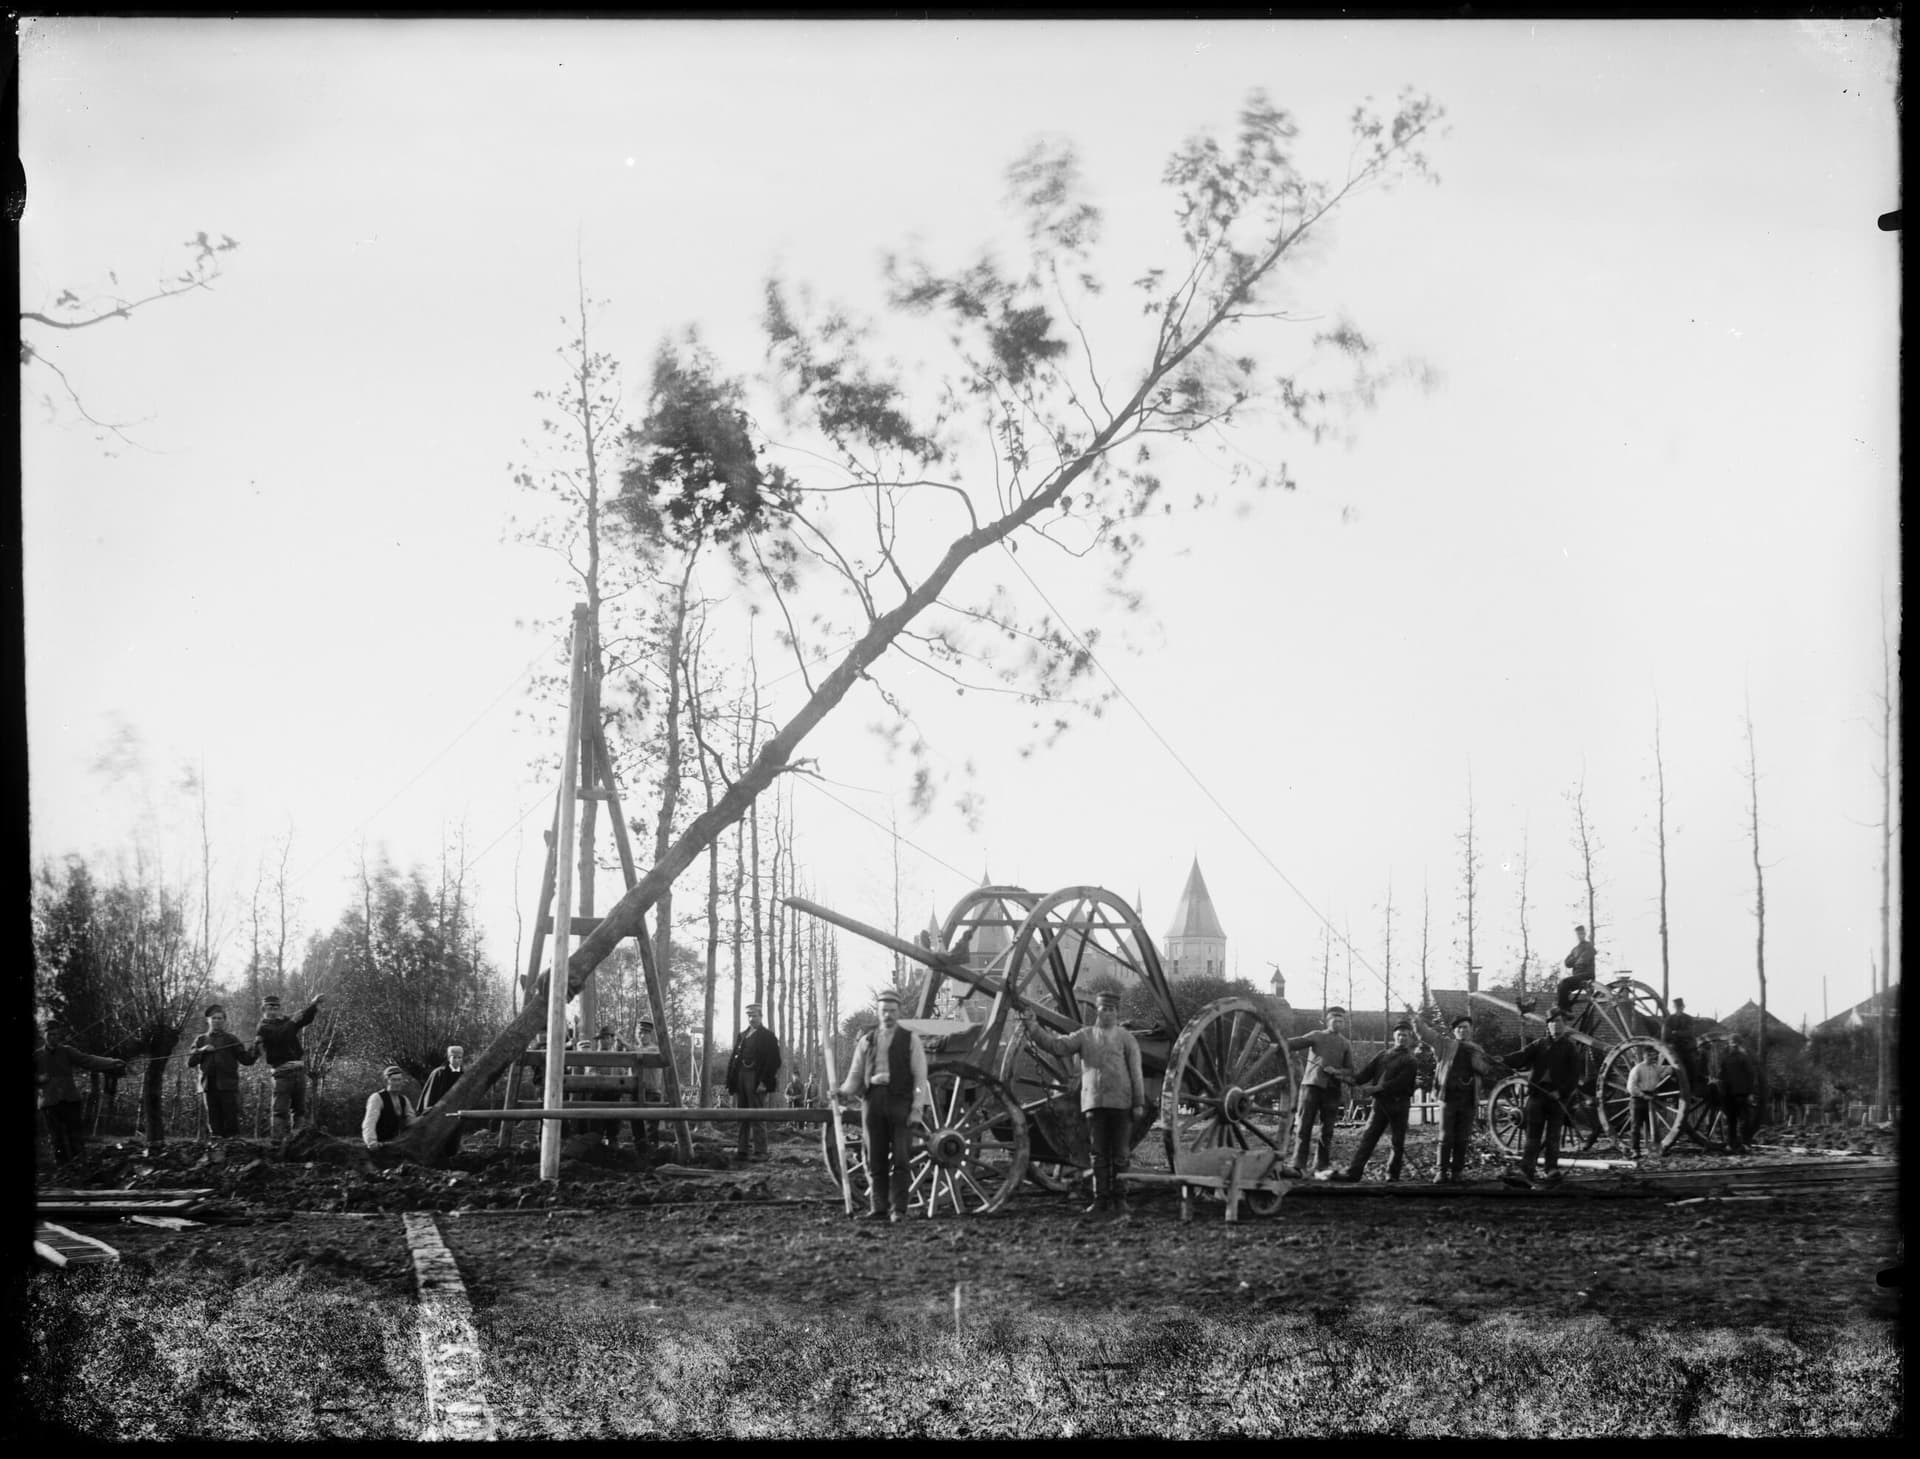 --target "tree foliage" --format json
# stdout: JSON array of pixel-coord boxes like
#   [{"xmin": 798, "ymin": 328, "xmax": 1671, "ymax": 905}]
[{"xmin": 394, "ymin": 88, "xmax": 1445, "ymax": 1163}]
